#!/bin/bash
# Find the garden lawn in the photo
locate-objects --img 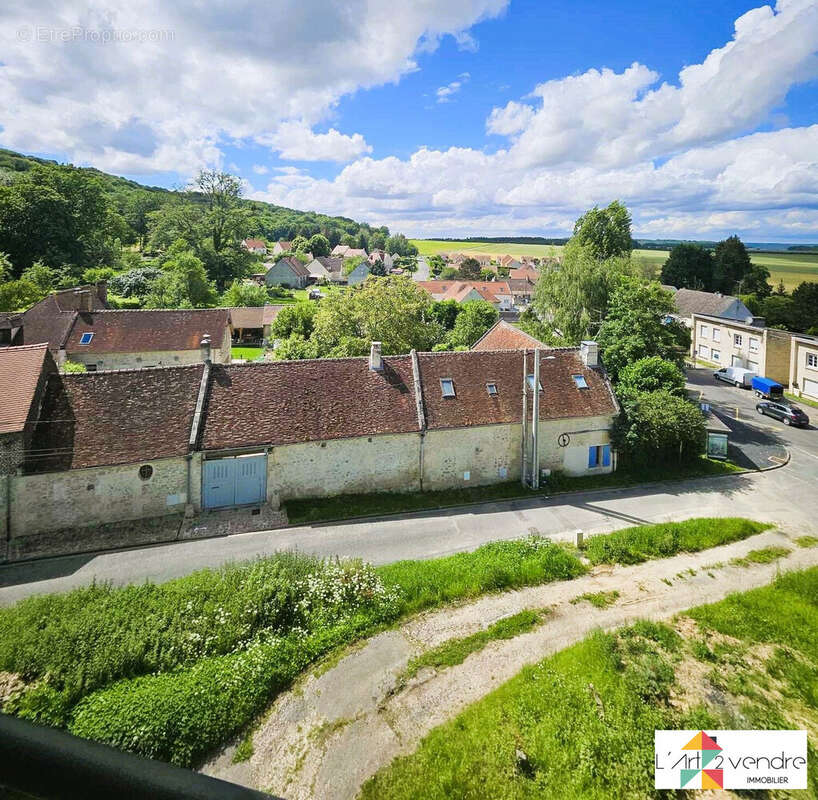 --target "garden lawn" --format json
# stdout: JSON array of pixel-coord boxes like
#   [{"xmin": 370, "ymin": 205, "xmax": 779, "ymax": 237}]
[
  {"xmin": 231, "ymin": 346, "xmax": 264, "ymax": 361},
  {"xmin": 361, "ymin": 568, "xmax": 818, "ymax": 800}
]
